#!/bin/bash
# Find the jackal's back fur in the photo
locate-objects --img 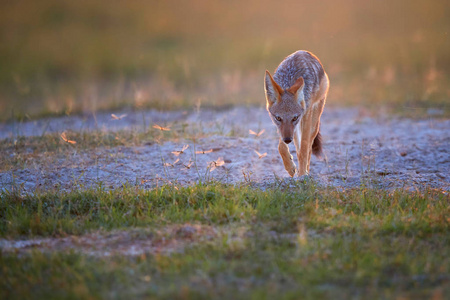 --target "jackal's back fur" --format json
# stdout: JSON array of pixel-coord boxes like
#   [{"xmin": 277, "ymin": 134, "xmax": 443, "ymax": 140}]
[{"xmin": 273, "ymin": 51, "xmax": 325, "ymax": 109}]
